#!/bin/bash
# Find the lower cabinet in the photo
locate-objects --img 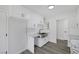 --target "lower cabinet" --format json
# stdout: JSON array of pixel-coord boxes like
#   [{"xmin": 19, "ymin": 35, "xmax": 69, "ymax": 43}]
[
  {"xmin": 34, "ymin": 37, "xmax": 48, "ymax": 47},
  {"xmin": 70, "ymin": 36, "xmax": 79, "ymax": 54}
]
